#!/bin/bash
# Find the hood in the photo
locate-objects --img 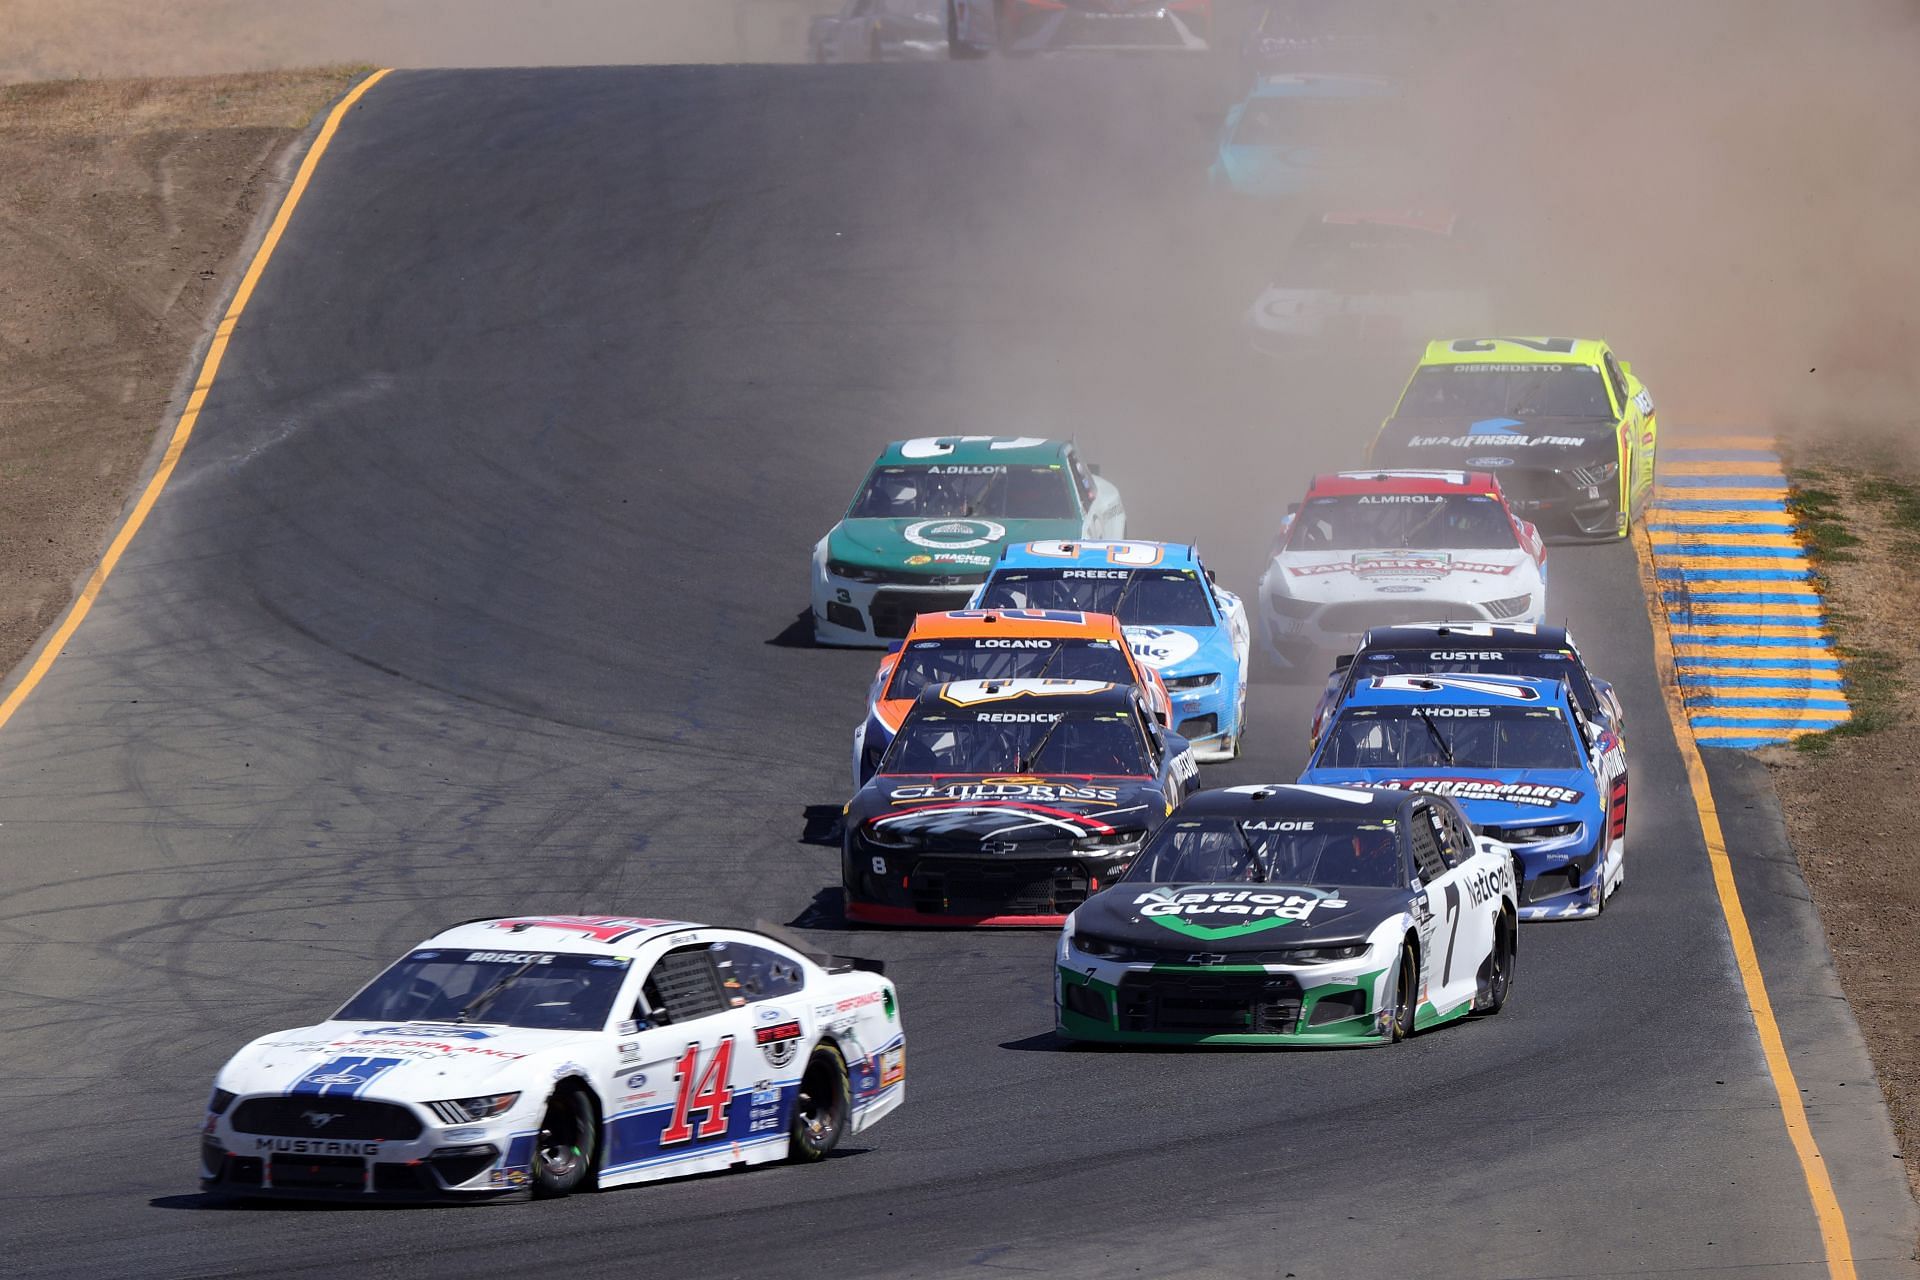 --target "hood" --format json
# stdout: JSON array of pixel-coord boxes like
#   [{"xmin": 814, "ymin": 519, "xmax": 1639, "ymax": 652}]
[
  {"xmin": 1296, "ymin": 767, "xmax": 1594, "ymax": 826},
  {"xmin": 1375, "ymin": 415, "xmax": 1619, "ymax": 468},
  {"xmin": 1074, "ymin": 881, "xmax": 1410, "ymax": 949},
  {"xmin": 1123, "ymin": 623, "xmax": 1227, "ymax": 675},
  {"xmin": 828, "ymin": 516, "xmax": 1077, "ymax": 575},
  {"xmin": 1269, "ymin": 546, "xmax": 1536, "ymax": 604},
  {"xmin": 218, "ymin": 1020, "xmax": 595, "ymax": 1100},
  {"xmin": 849, "ymin": 775, "xmax": 1166, "ymax": 847}
]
